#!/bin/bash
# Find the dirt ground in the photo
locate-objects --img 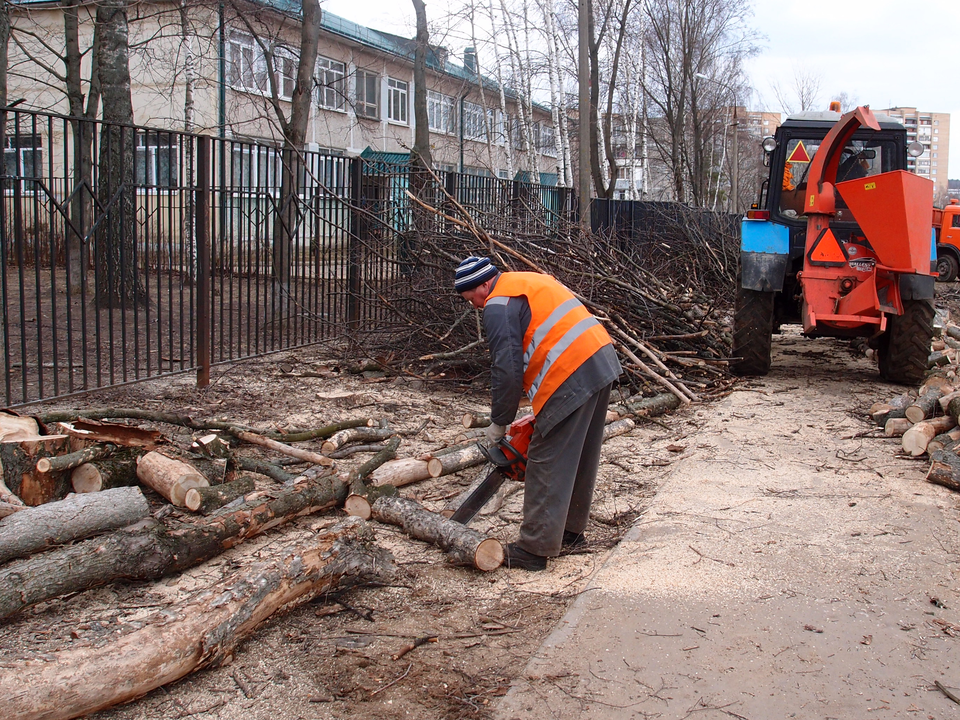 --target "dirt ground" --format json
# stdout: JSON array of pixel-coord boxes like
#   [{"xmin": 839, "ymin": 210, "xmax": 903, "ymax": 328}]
[{"xmin": 5, "ymin": 287, "xmax": 960, "ymax": 720}]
